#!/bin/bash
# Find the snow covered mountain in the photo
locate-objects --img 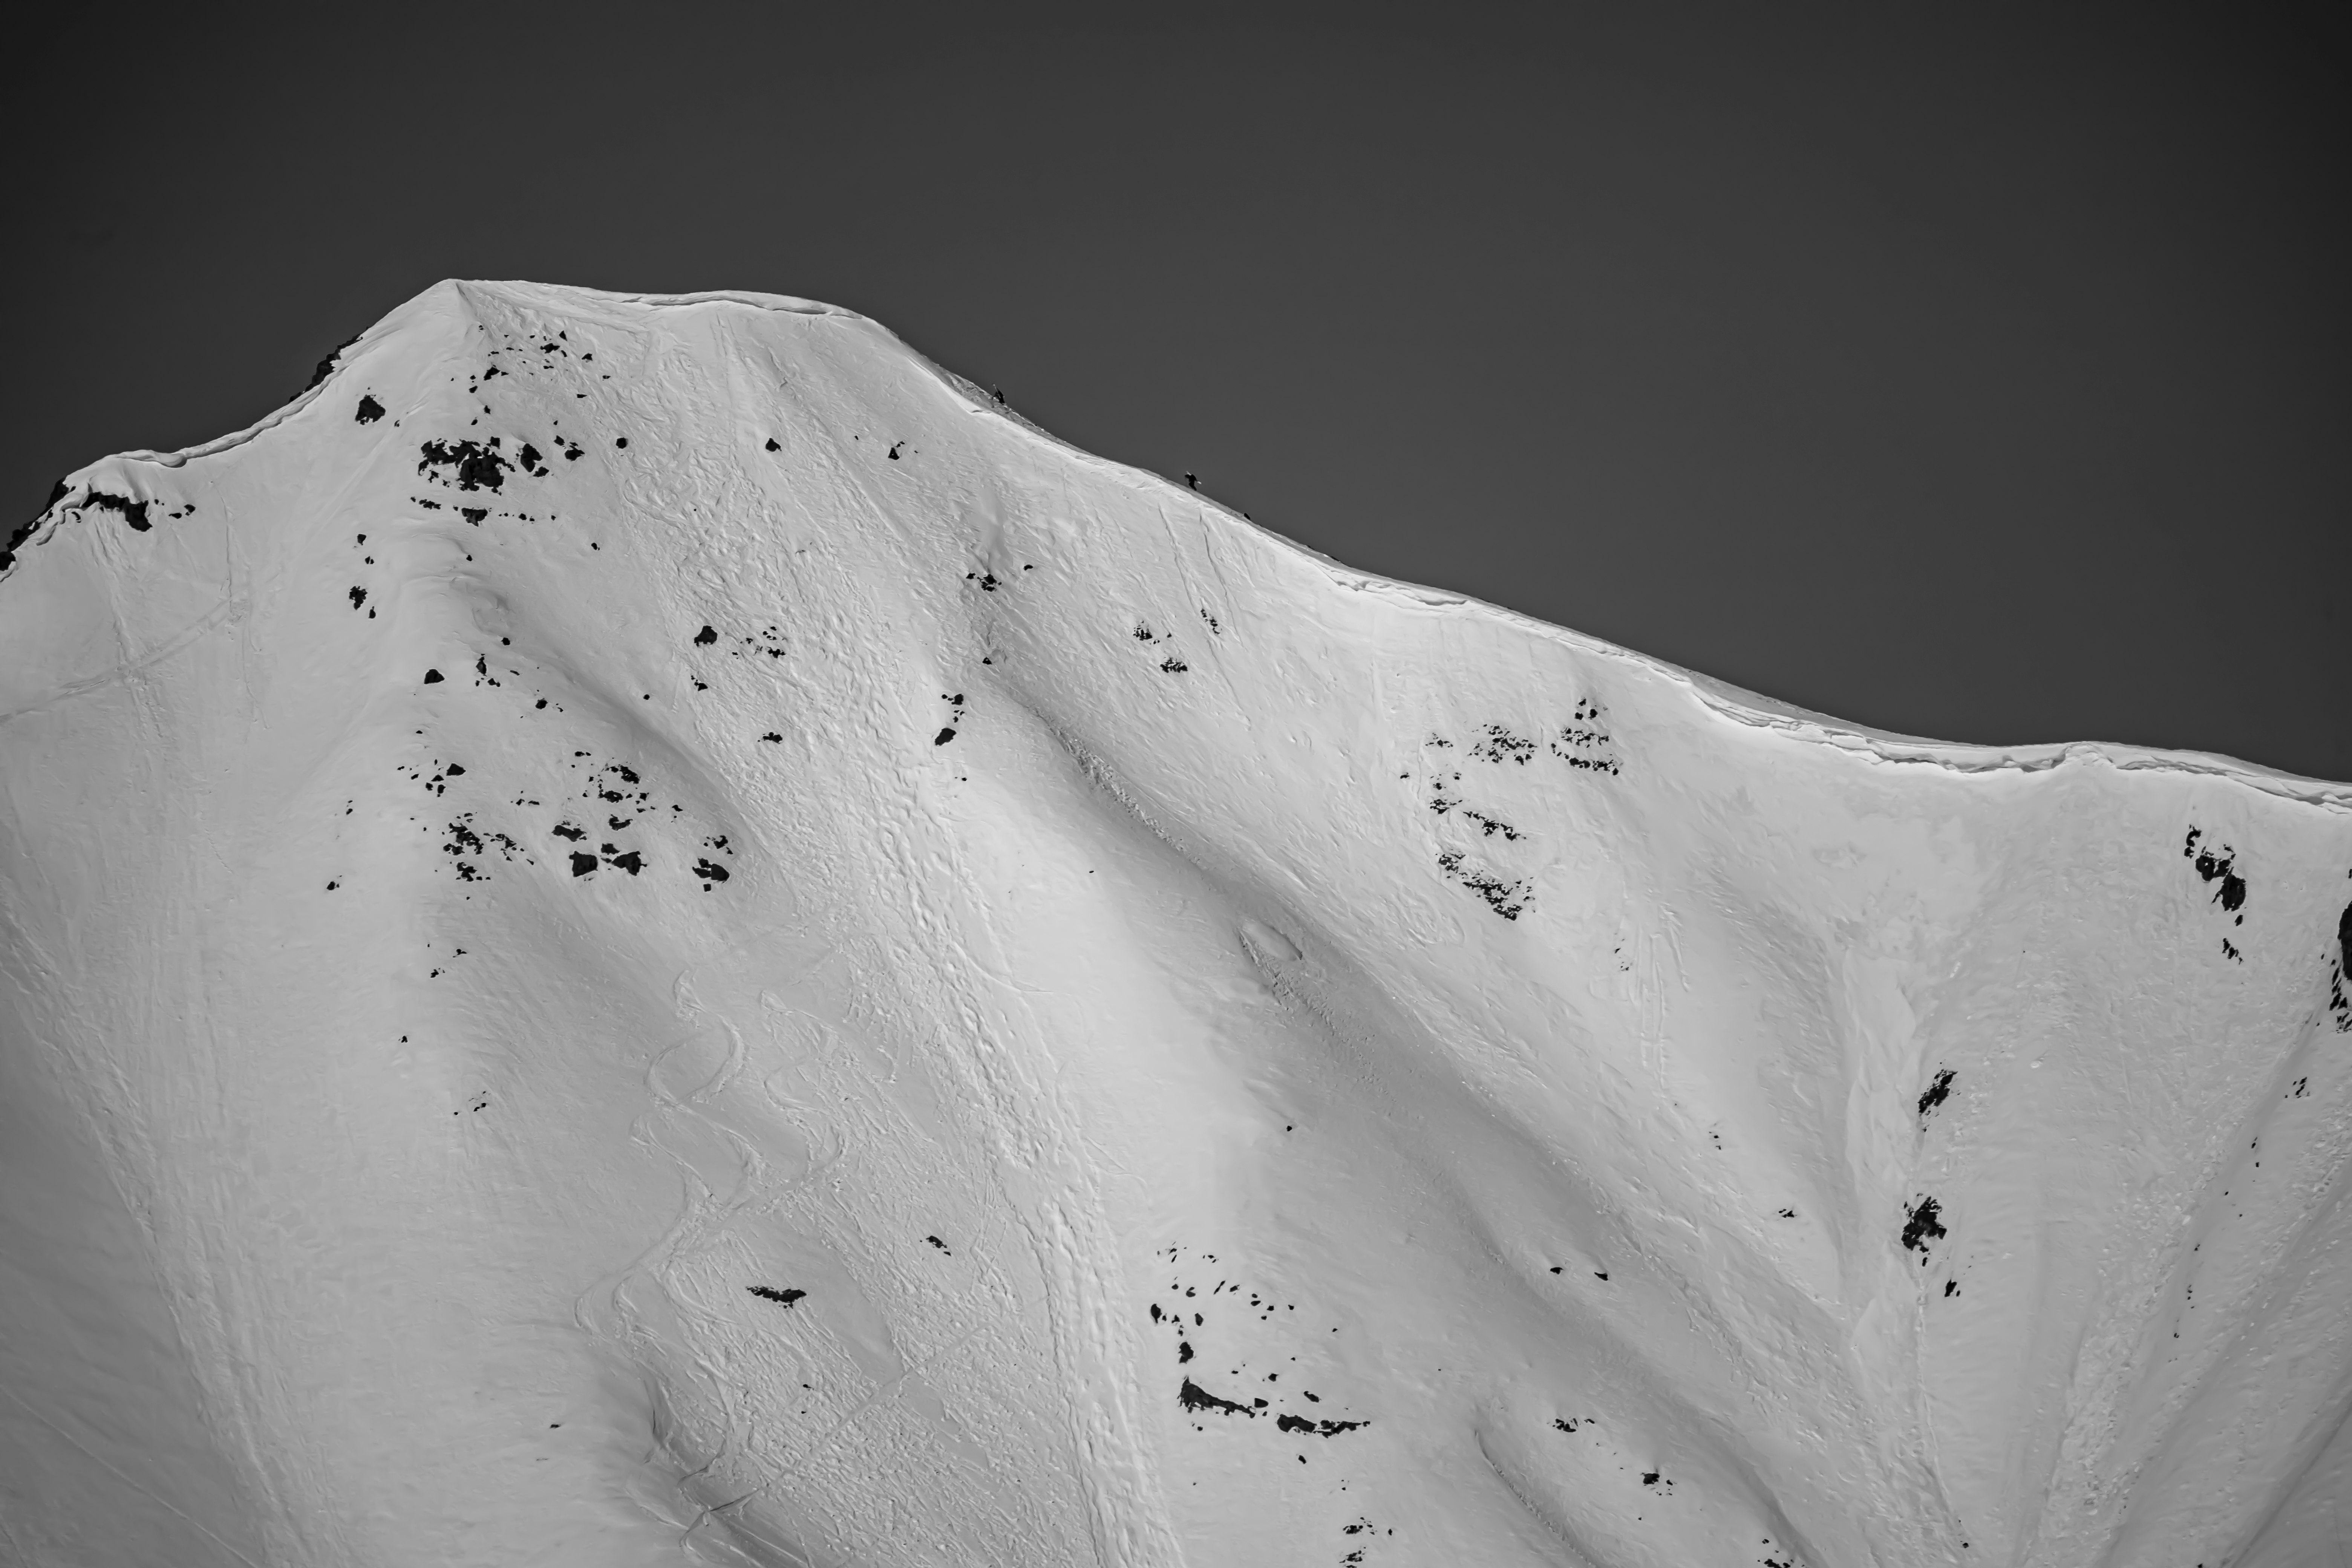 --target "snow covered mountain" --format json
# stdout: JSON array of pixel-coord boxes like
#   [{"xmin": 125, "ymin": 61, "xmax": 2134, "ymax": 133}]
[{"xmin": 2, "ymin": 280, "xmax": 2348, "ymax": 1568}]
